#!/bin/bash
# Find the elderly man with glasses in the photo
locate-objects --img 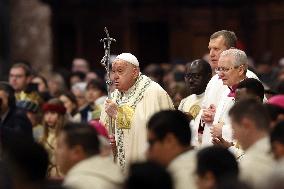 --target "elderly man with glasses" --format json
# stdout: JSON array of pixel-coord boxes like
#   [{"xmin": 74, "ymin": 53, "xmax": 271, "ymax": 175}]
[{"xmin": 201, "ymin": 48, "xmax": 248, "ymax": 148}]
